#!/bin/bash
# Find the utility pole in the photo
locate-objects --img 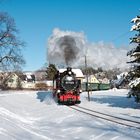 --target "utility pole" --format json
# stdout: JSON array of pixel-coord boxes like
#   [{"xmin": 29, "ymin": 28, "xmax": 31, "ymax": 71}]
[{"xmin": 85, "ymin": 55, "xmax": 90, "ymax": 101}]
